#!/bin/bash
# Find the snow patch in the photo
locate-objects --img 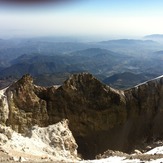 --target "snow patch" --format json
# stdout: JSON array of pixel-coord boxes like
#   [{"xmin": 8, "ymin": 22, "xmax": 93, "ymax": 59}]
[
  {"xmin": 135, "ymin": 75, "xmax": 163, "ymax": 88},
  {"xmin": 79, "ymin": 156, "xmax": 140, "ymax": 163},
  {"xmin": 0, "ymin": 119, "xmax": 79, "ymax": 162},
  {"xmin": 146, "ymin": 146, "xmax": 163, "ymax": 155}
]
